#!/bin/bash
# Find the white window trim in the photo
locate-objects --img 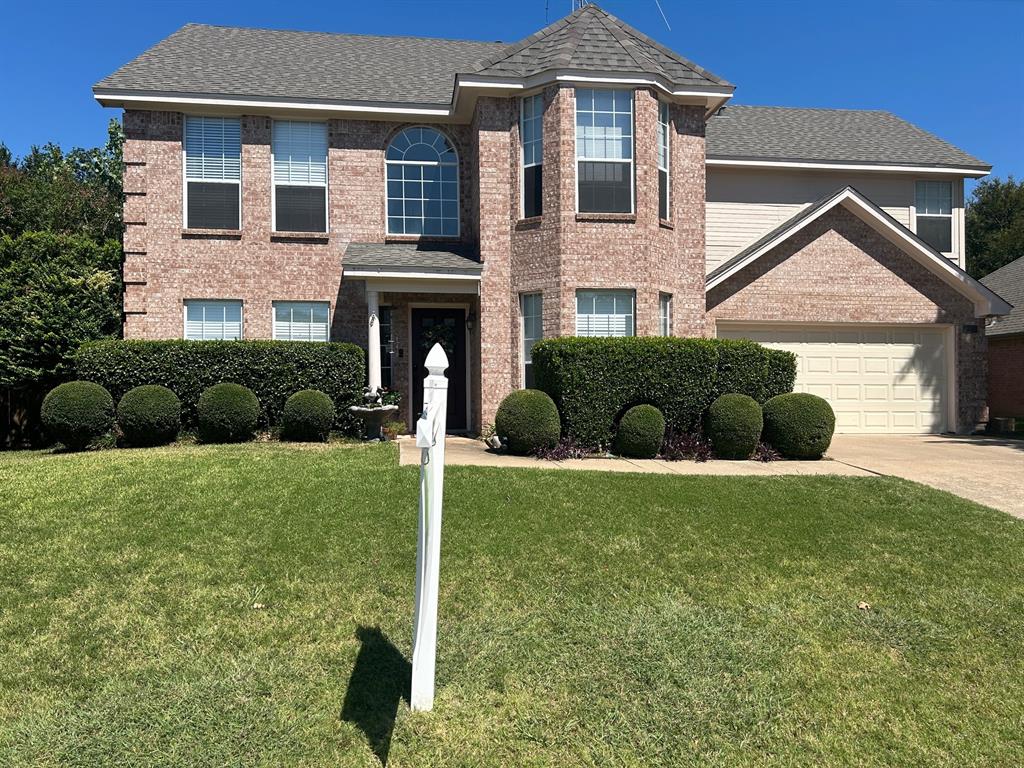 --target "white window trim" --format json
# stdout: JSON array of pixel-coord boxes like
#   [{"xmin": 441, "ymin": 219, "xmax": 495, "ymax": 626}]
[
  {"xmin": 182, "ymin": 299, "xmax": 243, "ymax": 340},
  {"xmin": 271, "ymin": 300, "xmax": 331, "ymax": 342},
  {"xmin": 575, "ymin": 289, "xmax": 636, "ymax": 337},
  {"xmin": 913, "ymin": 179, "xmax": 954, "ymax": 256},
  {"xmin": 658, "ymin": 101, "xmax": 670, "ymax": 221},
  {"xmin": 659, "ymin": 292, "xmax": 673, "ymax": 336},
  {"xmin": 520, "ymin": 93, "xmax": 543, "ymax": 219},
  {"xmin": 270, "ymin": 120, "xmax": 329, "ymax": 234},
  {"xmin": 574, "ymin": 88, "xmax": 635, "ymax": 215},
  {"xmin": 384, "ymin": 125, "xmax": 461, "ymax": 239},
  {"xmin": 519, "ymin": 292, "xmax": 542, "ymax": 388},
  {"xmin": 182, "ymin": 116, "xmax": 242, "ymax": 230}
]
